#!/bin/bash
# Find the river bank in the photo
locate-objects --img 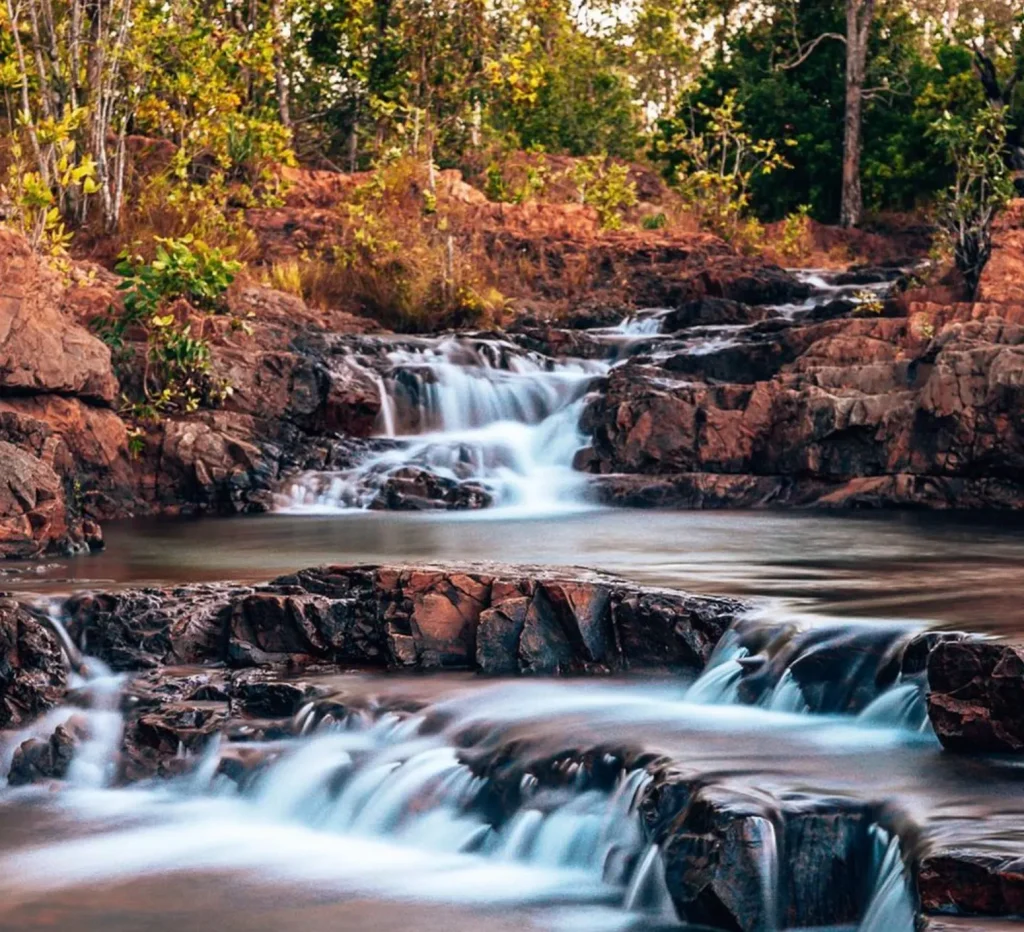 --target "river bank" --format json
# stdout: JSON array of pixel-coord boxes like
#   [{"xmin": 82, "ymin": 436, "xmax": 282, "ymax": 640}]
[{"xmin": 4, "ymin": 178, "xmax": 1024, "ymax": 560}]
